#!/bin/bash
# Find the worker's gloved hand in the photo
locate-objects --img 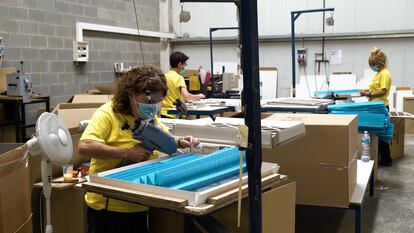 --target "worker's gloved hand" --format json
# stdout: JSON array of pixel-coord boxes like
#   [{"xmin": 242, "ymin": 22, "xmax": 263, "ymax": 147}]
[
  {"xmin": 123, "ymin": 145, "xmax": 152, "ymax": 162},
  {"xmin": 178, "ymin": 136, "xmax": 200, "ymax": 148}
]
